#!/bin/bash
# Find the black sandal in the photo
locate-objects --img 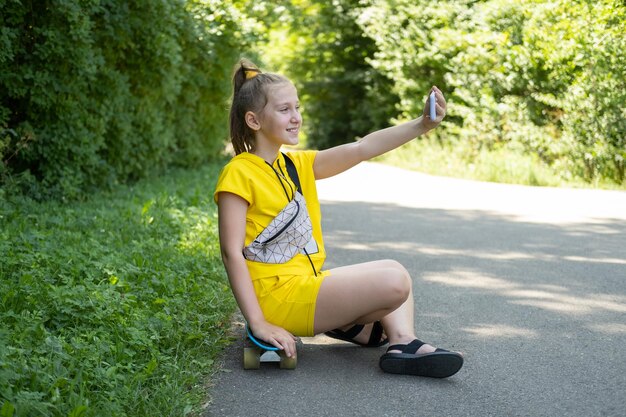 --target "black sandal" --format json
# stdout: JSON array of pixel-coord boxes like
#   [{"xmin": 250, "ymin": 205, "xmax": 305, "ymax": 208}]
[
  {"xmin": 379, "ymin": 339, "xmax": 463, "ymax": 378},
  {"xmin": 325, "ymin": 321, "xmax": 388, "ymax": 347}
]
